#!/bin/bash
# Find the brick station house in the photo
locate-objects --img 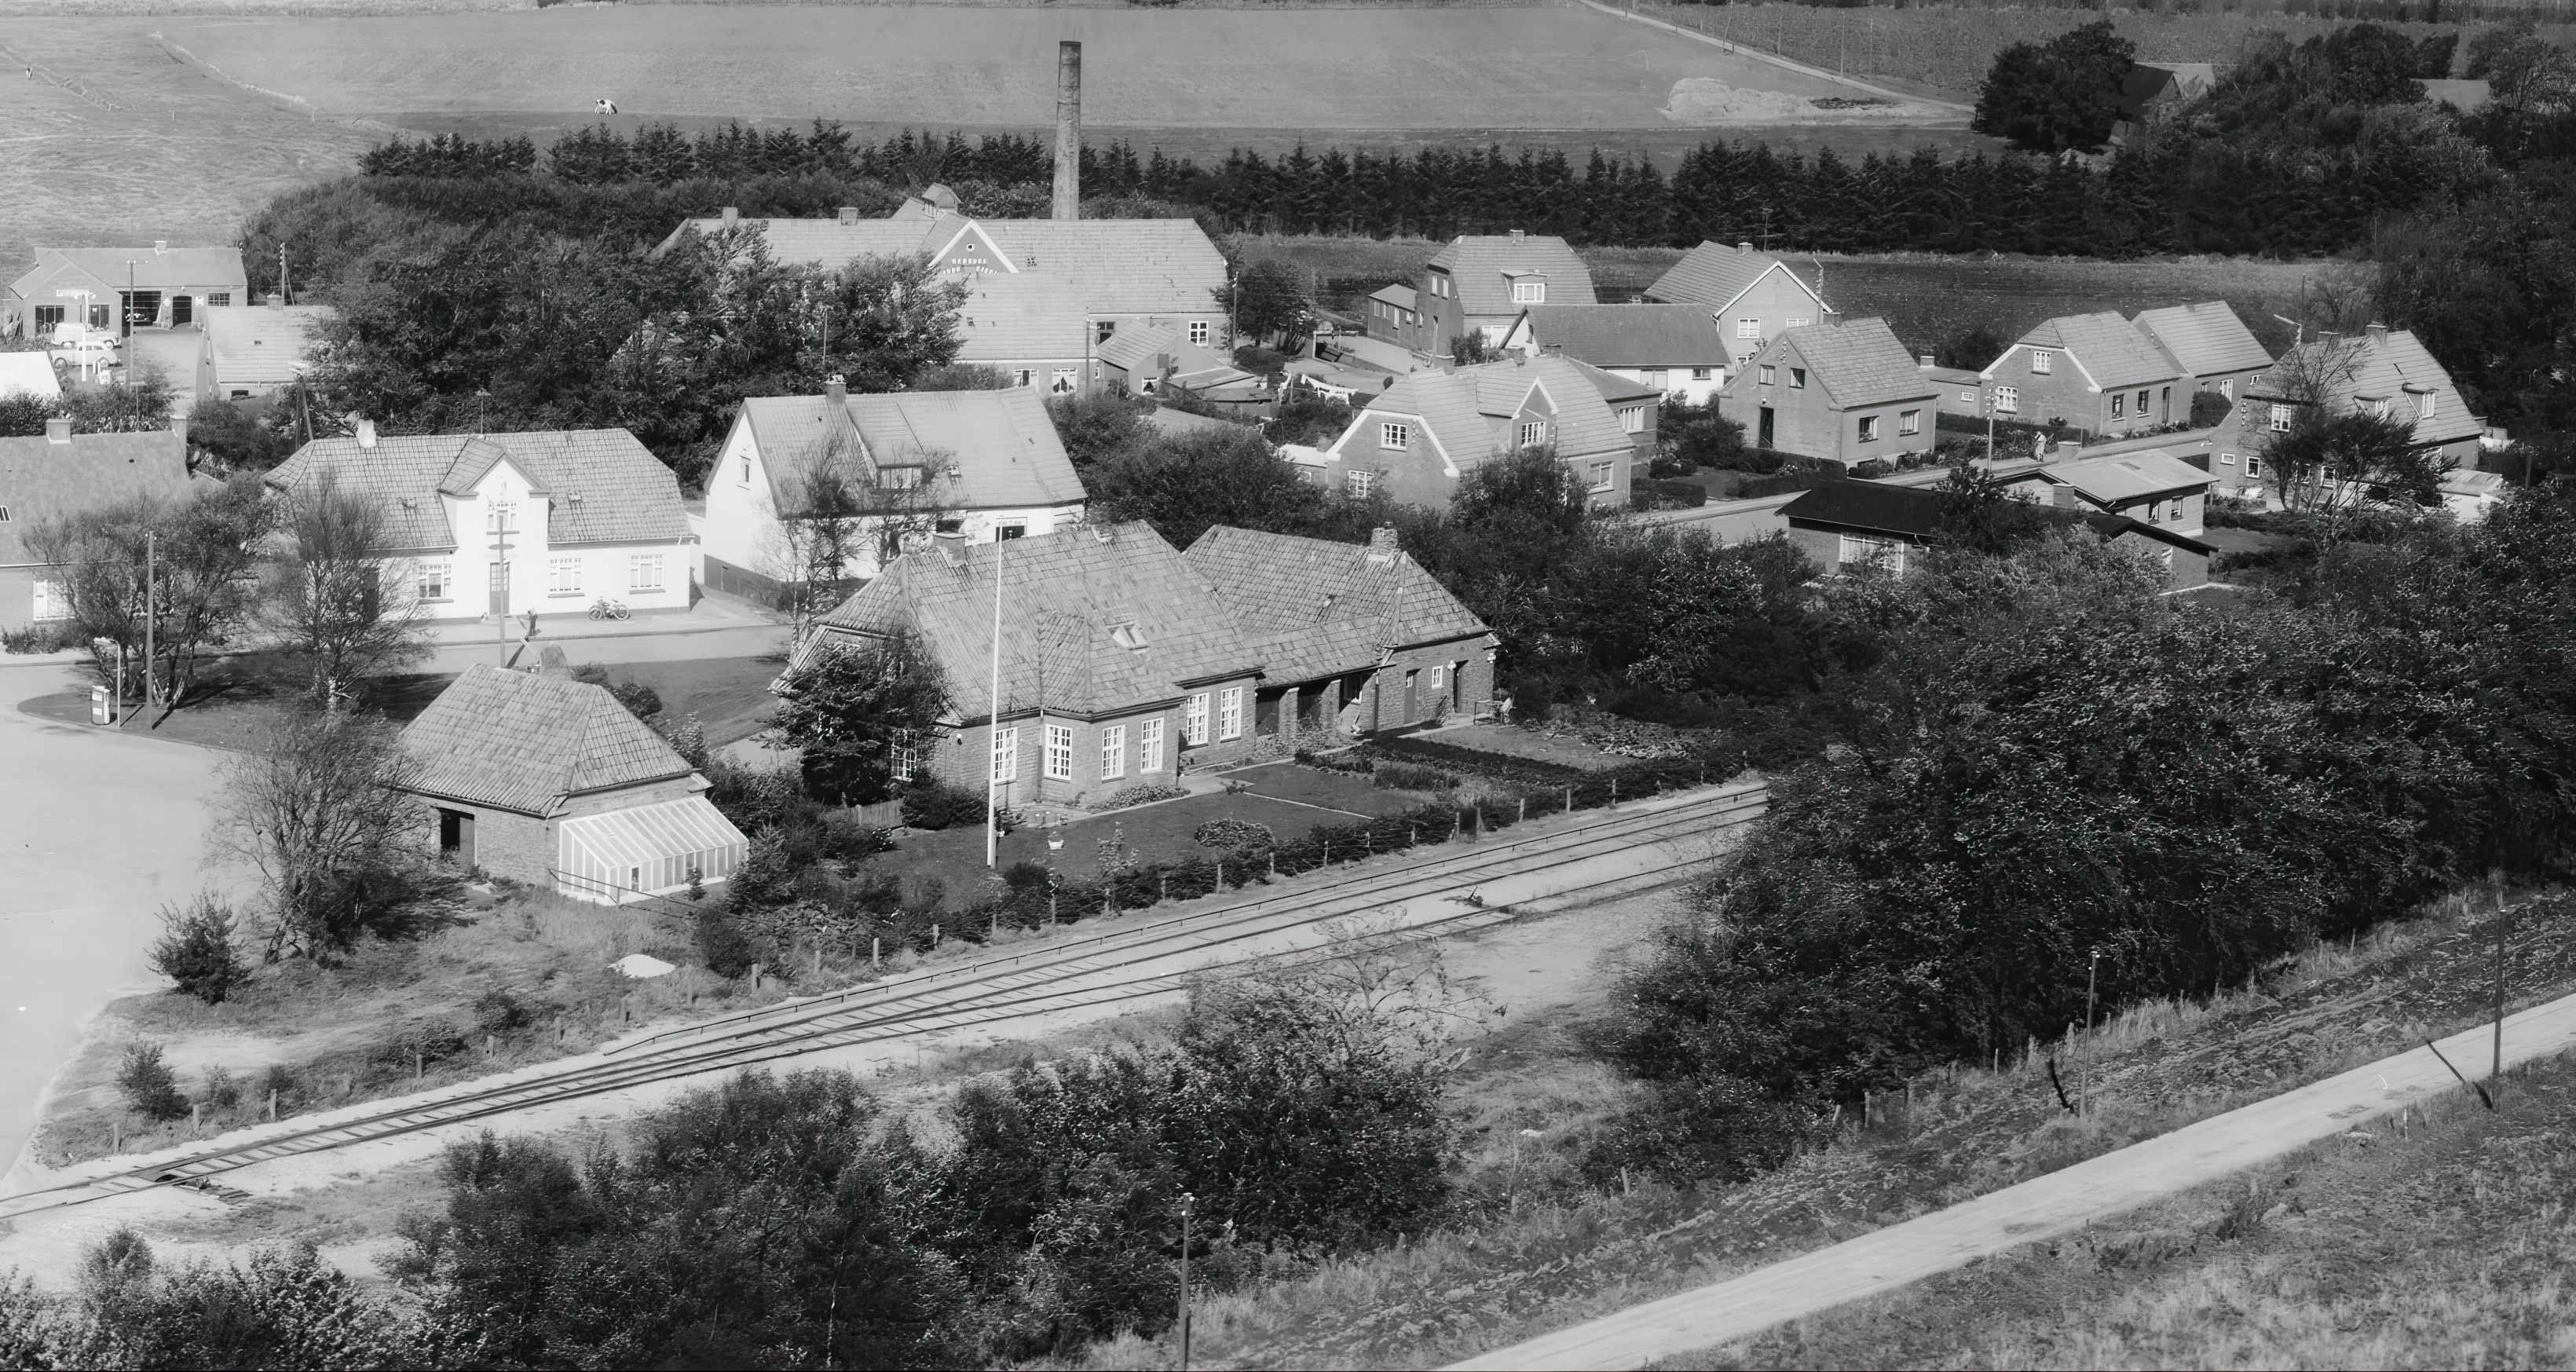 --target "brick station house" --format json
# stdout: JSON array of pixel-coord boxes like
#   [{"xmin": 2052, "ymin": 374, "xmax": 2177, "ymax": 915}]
[
  {"xmin": 0, "ymin": 420, "xmax": 197, "ymax": 632},
  {"xmin": 793, "ymin": 521, "xmax": 1495, "ymax": 810},
  {"xmin": 397, "ymin": 663, "xmax": 748, "ymax": 903}
]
